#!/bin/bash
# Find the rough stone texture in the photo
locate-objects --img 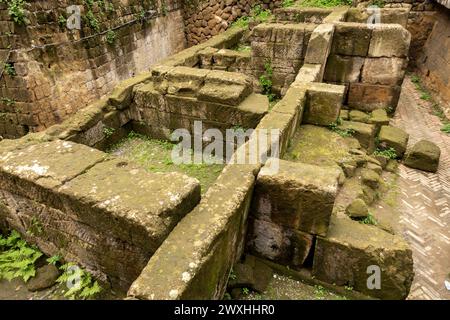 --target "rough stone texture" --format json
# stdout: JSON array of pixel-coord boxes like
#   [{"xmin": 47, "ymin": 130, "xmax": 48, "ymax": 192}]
[
  {"xmin": 313, "ymin": 216, "xmax": 414, "ymax": 300},
  {"xmin": 0, "ymin": 139, "xmax": 201, "ymax": 290},
  {"xmin": 251, "ymin": 23, "xmax": 315, "ymax": 93},
  {"xmin": 0, "ymin": 0, "xmax": 186, "ymax": 138},
  {"xmin": 304, "ymin": 23, "xmax": 335, "ymax": 79},
  {"xmin": 26, "ymin": 265, "xmax": 60, "ymax": 292},
  {"xmin": 368, "ymin": 24, "xmax": 411, "ymax": 58},
  {"xmin": 332, "ymin": 23, "xmax": 372, "ymax": 56},
  {"xmin": 417, "ymin": 6, "xmax": 450, "ymax": 119},
  {"xmin": 369, "ymin": 109, "xmax": 390, "ymax": 127},
  {"xmin": 404, "ymin": 140, "xmax": 441, "ymax": 172},
  {"xmin": 247, "ymin": 218, "xmax": 314, "ymax": 268},
  {"xmin": 339, "ymin": 121, "xmax": 377, "ymax": 152},
  {"xmin": 361, "ymin": 57, "xmax": 407, "ymax": 86},
  {"xmin": 128, "ymin": 164, "xmax": 258, "ymax": 300},
  {"xmin": 346, "ymin": 8, "xmax": 410, "ymax": 27},
  {"xmin": 183, "ymin": 0, "xmax": 284, "ymax": 46},
  {"xmin": 302, "ymin": 83, "xmax": 345, "ymax": 126},
  {"xmin": 293, "ymin": 64, "xmax": 322, "ymax": 84},
  {"xmin": 379, "ymin": 125, "xmax": 410, "ymax": 157},
  {"xmin": 348, "ymin": 83, "xmax": 402, "ymax": 112},
  {"xmin": 324, "ymin": 55, "xmax": 365, "ymax": 84},
  {"xmin": 349, "ymin": 110, "xmax": 370, "ymax": 123},
  {"xmin": 251, "ymin": 159, "xmax": 341, "ymax": 236},
  {"xmin": 274, "ymin": 7, "xmax": 332, "ymax": 23},
  {"xmin": 345, "ymin": 198, "xmax": 369, "ymax": 218}
]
